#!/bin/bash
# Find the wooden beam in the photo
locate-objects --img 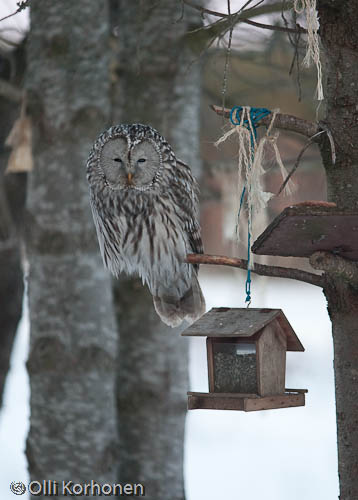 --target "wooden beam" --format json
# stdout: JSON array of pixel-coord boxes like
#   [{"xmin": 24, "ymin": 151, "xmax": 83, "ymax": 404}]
[
  {"xmin": 252, "ymin": 205, "xmax": 358, "ymax": 264},
  {"xmin": 187, "ymin": 391, "xmax": 305, "ymax": 411}
]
